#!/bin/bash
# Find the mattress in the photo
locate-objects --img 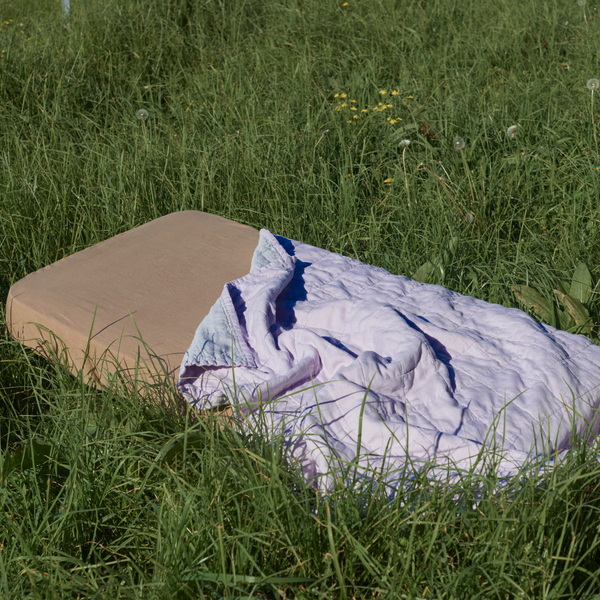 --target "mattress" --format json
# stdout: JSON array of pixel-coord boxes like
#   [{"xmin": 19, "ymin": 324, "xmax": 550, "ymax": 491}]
[{"xmin": 6, "ymin": 211, "xmax": 259, "ymax": 388}]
